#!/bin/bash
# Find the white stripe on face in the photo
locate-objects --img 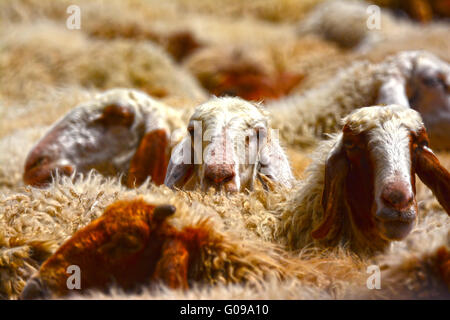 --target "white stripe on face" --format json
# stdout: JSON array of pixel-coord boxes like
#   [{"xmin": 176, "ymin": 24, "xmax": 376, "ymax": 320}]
[{"xmin": 368, "ymin": 122, "xmax": 413, "ymax": 212}]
